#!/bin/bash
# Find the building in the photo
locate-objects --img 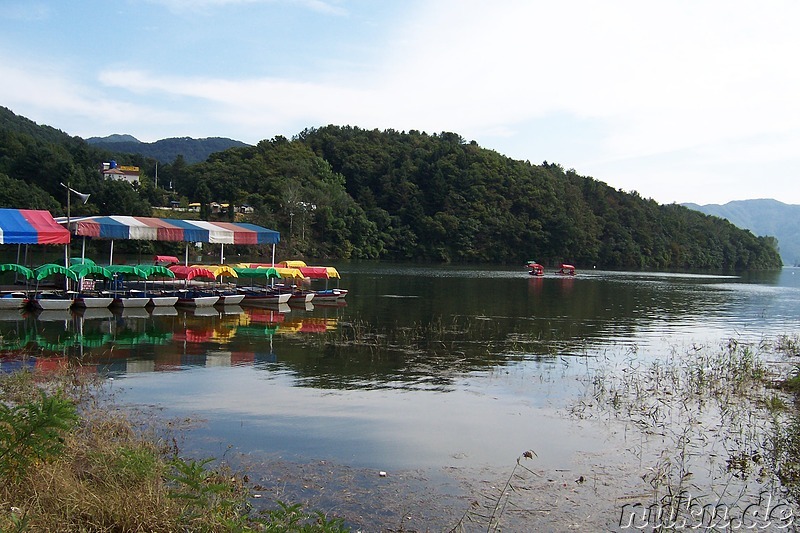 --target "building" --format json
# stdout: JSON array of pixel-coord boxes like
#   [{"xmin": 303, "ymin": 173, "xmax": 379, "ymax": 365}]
[{"xmin": 101, "ymin": 161, "xmax": 140, "ymax": 185}]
